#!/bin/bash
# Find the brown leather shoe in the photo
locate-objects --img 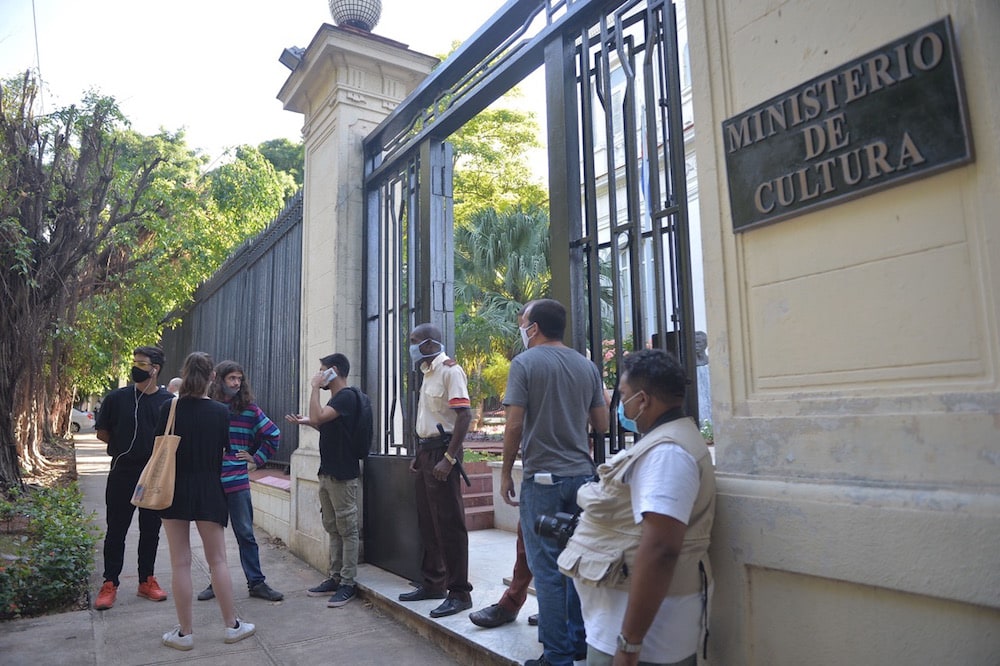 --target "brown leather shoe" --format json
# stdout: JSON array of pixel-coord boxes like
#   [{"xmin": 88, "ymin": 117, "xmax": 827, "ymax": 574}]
[{"xmin": 469, "ymin": 603, "xmax": 518, "ymax": 628}]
